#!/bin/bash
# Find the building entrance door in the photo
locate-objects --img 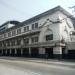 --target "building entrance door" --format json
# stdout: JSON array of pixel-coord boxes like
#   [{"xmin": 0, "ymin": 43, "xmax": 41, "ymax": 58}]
[
  {"xmin": 31, "ymin": 48, "xmax": 39, "ymax": 58},
  {"xmin": 3, "ymin": 49, "xmax": 6, "ymax": 56},
  {"xmin": 11, "ymin": 49, "xmax": 15, "ymax": 56},
  {"xmin": 45, "ymin": 48, "xmax": 53, "ymax": 58},
  {"xmin": 23, "ymin": 48, "xmax": 29, "ymax": 57},
  {"xmin": 16, "ymin": 49, "xmax": 21, "ymax": 56},
  {"xmin": 68, "ymin": 50, "xmax": 75, "ymax": 59}
]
